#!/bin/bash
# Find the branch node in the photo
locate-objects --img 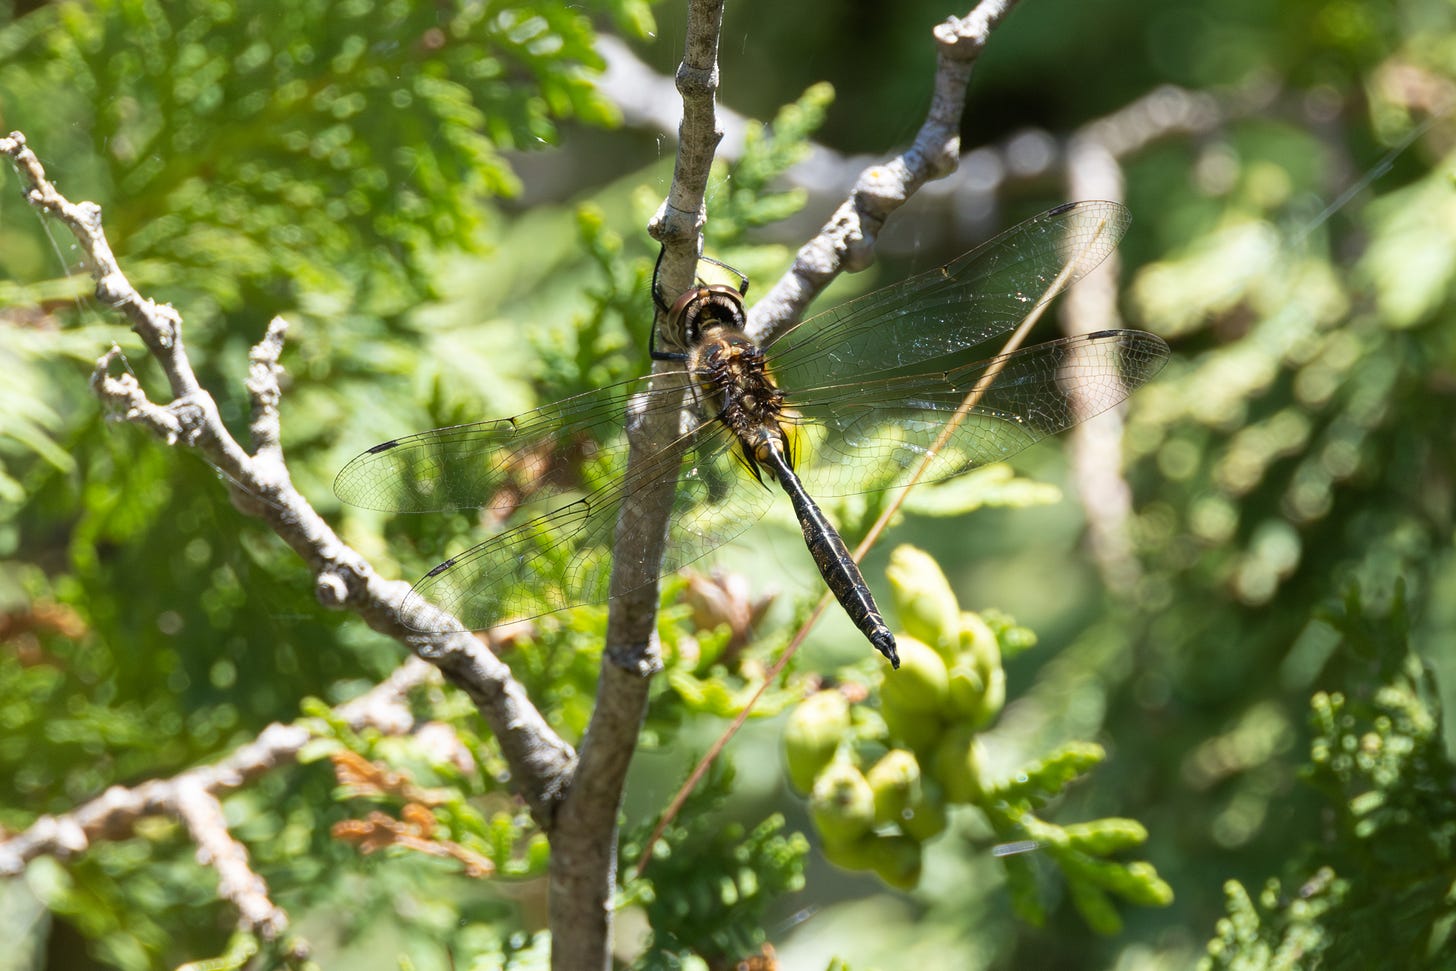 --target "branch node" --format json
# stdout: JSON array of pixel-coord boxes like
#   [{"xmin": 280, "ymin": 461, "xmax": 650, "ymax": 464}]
[
  {"xmin": 923, "ymin": 135, "xmax": 962, "ymax": 179},
  {"xmin": 91, "ymin": 356, "xmax": 188, "ymax": 444},
  {"xmin": 75, "ymin": 200, "xmax": 104, "ymax": 232},
  {"xmin": 855, "ymin": 163, "xmax": 909, "ymax": 213},
  {"xmin": 934, "ymin": 14, "xmax": 989, "ymax": 55},
  {"xmin": 934, "ymin": 0, "xmax": 1019, "ymax": 58},
  {"xmin": 648, "ymin": 200, "xmax": 705, "ymax": 244},
  {"xmin": 606, "ymin": 634, "xmax": 664, "ymax": 677},
  {"xmin": 674, "ymin": 61, "xmax": 719, "ymax": 98},
  {"xmin": 822, "ymin": 198, "xmax": 875, "ymax": 272},
  {"xmin": 170, "ymin": 394, "xmax": 211, "ymax": 447},
  {"xmin": 93, "ymin": 271, "xmax": 130, "ymax": 307},
  {"xmin": 148, "ymin": 302, "xmax": 182, "ymax": 348},
  {"xmin": 48, "ymin": 815, "xmax": 90, "ymax": 856},
  {"xmin": 314, "ymin": 571, "xmax": 349, "ymax": 608}
]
